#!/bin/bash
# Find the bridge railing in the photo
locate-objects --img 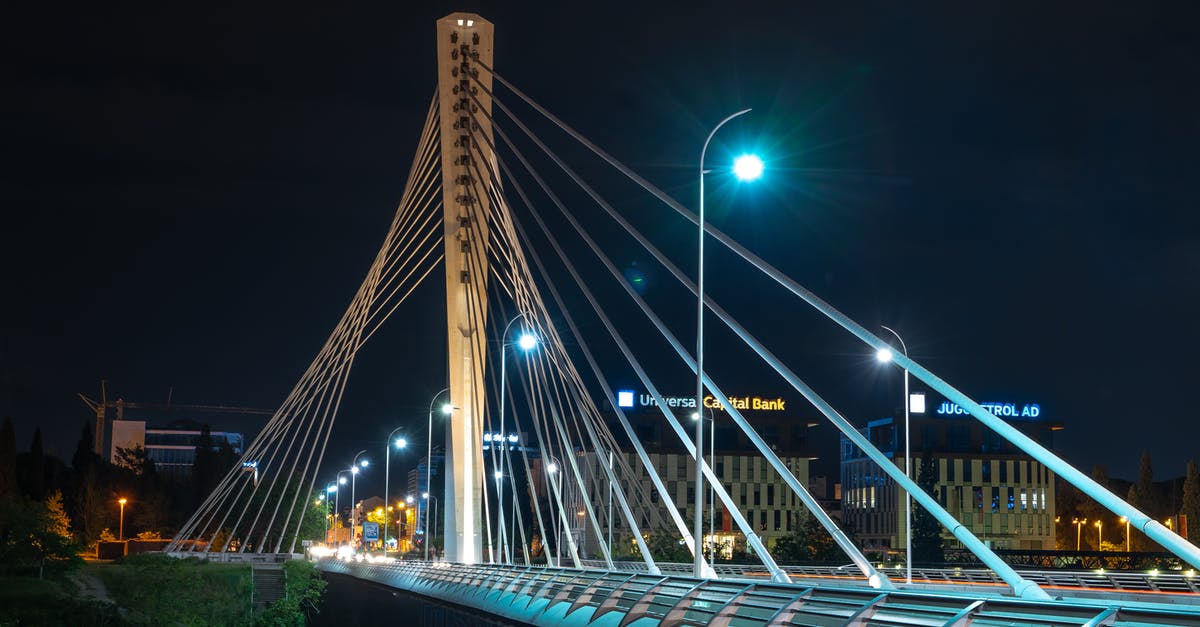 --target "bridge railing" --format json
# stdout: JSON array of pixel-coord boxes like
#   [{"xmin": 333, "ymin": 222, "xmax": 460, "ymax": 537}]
[
  {"xmin": 580, "ymin": 559, "xmax": 1200, "ymax": 595},
  {"xmin": 316, "ymin": 558, "xmax": 1200, "ymax": 626}
]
